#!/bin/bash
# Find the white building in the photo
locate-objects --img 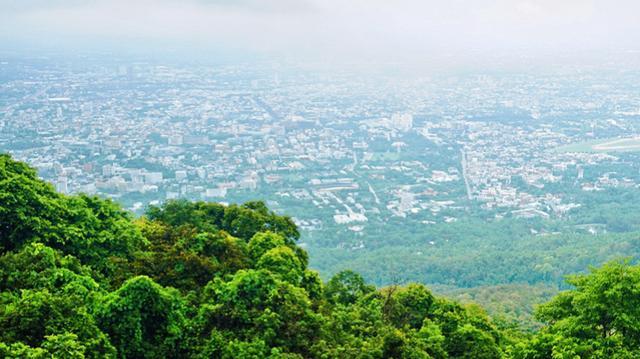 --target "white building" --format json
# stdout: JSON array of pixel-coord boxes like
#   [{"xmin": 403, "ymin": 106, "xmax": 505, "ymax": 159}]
[
  {"xmin": 205, "ymin": 187, "xmax": 227, "ymax": 198},
  {"xmin": 145, "ymin": 172, "xmax": 163, "ymax": 184},
  {"xmin": 391, "ymin": 113, "xmax": 413, "ymax": 132}
]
